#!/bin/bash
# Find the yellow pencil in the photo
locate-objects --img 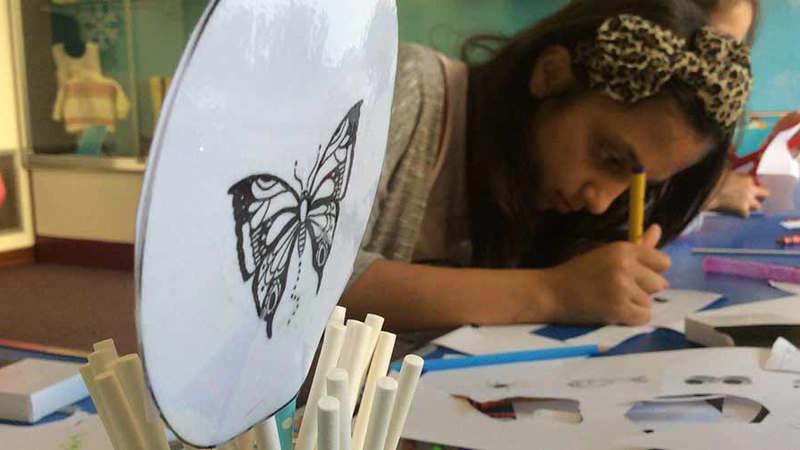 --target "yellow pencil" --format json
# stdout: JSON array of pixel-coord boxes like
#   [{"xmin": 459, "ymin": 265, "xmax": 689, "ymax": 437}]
[{"xmin": 628, "ymin": 166, "xmax": 646, "ymax": 244}]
